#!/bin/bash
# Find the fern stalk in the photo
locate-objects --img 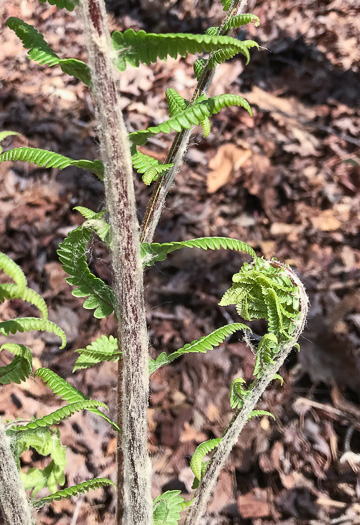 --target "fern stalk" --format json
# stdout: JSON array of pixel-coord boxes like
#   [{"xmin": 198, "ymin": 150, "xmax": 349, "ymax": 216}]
[
  {"xmin": 0, "ymin": 418, "xmax": 33, "ymax": 525},
  {"xmin": 140, "ymin": 0, "xmax": 248, "ymax": 243},
  {"xmin": 78, "ymin": 1, "xmax": 152, "ymax": 524},
  {"xmin": 185, "ymin": 267, "xmax": 308, "ymax": 525}
]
